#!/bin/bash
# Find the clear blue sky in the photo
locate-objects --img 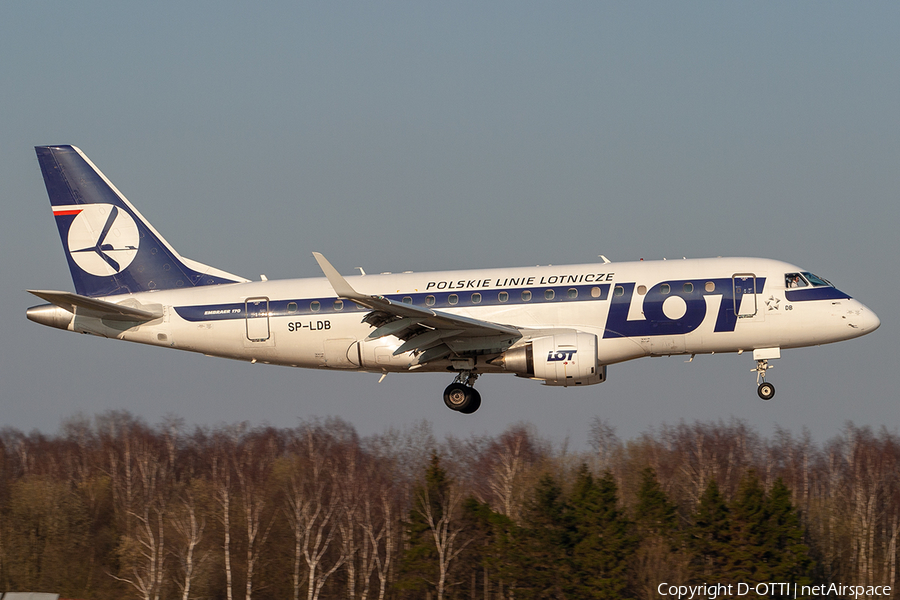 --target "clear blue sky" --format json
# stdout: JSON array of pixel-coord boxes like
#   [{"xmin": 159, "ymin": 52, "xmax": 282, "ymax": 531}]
[{"xmin": 2, "ymin": 2, "xmax": 897, "ymax": 447}]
